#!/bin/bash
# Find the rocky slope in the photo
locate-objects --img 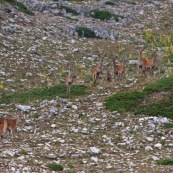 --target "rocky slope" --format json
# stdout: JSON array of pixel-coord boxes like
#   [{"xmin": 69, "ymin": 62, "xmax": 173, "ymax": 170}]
[{"xmin": 0, "ymin": 0, "xmax": 173, "ymax": 172}]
